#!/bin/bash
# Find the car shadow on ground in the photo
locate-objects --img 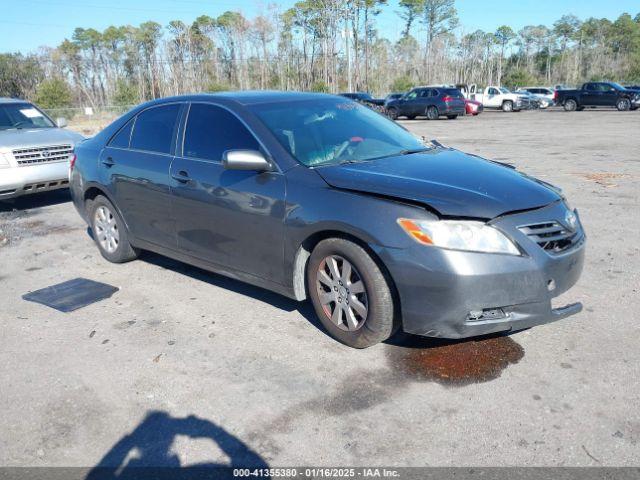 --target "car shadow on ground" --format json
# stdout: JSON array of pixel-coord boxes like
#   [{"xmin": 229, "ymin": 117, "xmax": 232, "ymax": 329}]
[
  {"xmin": 85, "ymin": 411, "xmax": 268, "ymax": 480},
  {"xmin": 0, "ymin": 189, "xmax": 71, "ymax": 213},
  {"xmin": 139, "ymin": 252, "xmax": 332, "ymax": 340}
]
